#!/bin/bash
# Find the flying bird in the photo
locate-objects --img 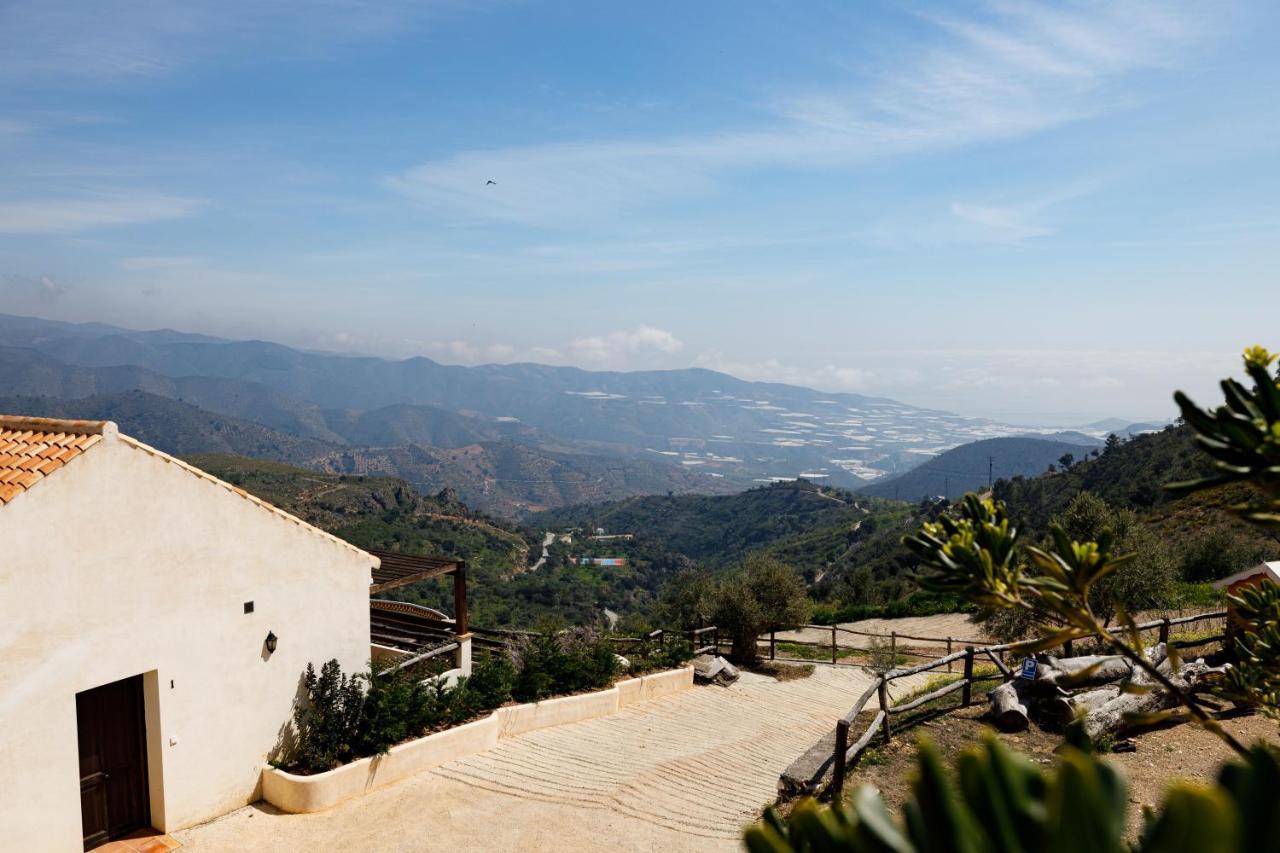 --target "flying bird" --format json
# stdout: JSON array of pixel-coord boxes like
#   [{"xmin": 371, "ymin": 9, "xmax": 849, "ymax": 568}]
[{"xmin": 486, "ymin": 179, "xmax": 497, "ymax": 186}]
